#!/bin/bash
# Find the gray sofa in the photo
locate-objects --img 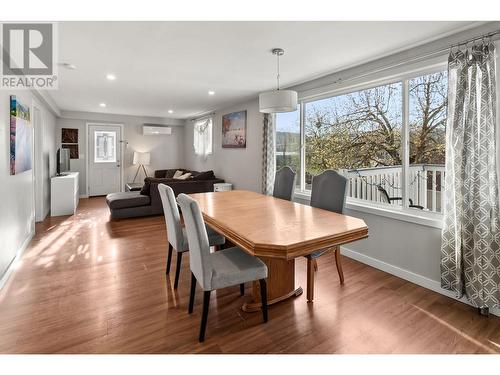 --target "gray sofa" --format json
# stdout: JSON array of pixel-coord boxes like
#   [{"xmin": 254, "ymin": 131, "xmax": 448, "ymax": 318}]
[{"xmin": 106, "ymin": 169, "xmax": 224, "ymax": 219}]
